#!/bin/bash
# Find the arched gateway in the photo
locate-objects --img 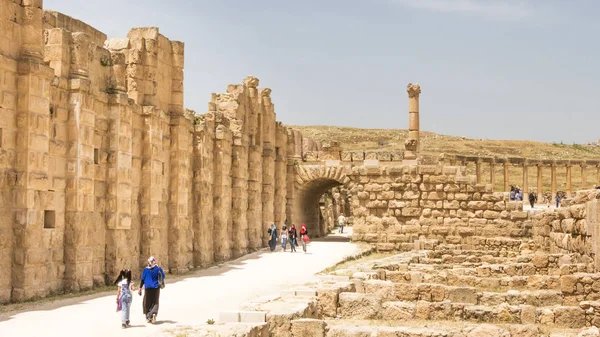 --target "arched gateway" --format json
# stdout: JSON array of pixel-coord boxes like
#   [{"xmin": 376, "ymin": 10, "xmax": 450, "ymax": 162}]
[{"xmin": 292, "ymin": 164, "xmax": 356, "ymax": 237}]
